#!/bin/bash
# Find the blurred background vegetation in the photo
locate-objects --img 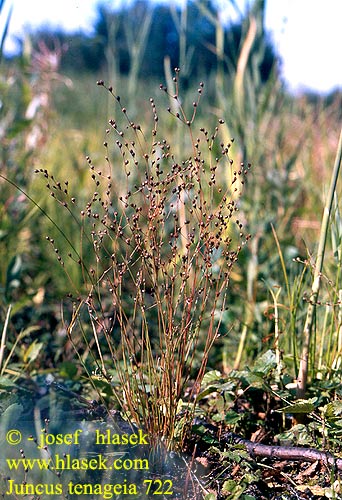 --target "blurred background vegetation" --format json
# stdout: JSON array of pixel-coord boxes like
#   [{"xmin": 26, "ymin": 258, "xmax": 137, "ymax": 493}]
[{"xmin": 0, "ymin": 0, "xmax": 341, "ymax": 383}]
